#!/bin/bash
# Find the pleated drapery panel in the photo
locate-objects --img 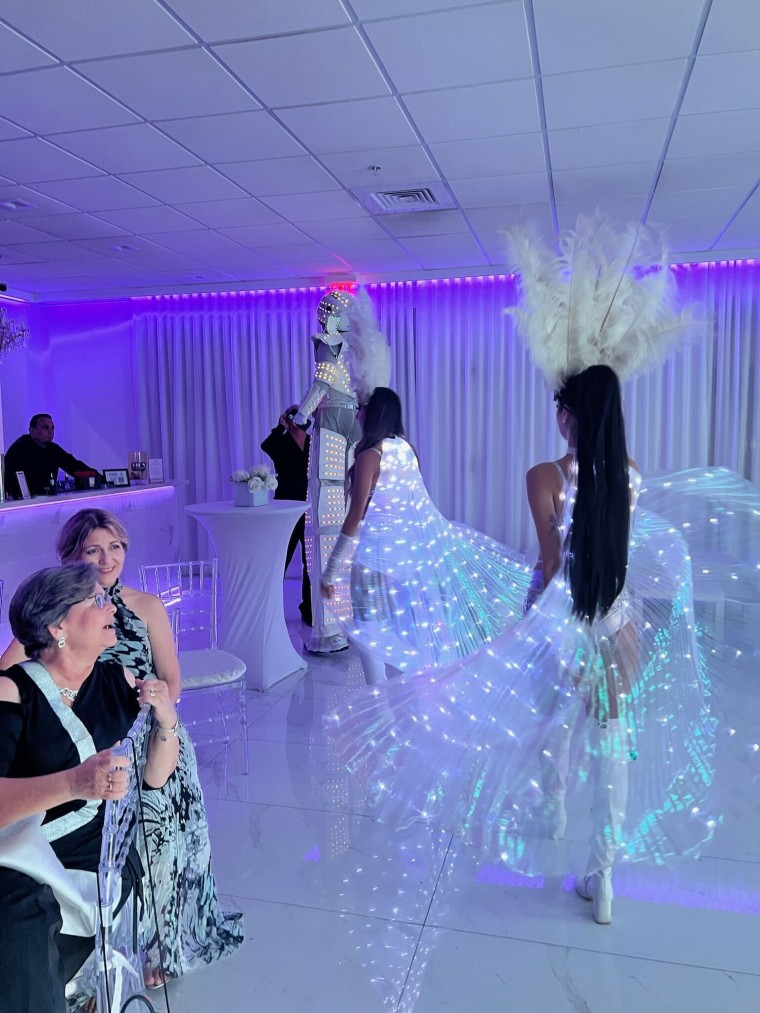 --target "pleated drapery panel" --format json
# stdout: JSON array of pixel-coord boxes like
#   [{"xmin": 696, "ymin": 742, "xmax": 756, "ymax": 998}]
[{"xmin": 134, "ymin": 263, "xmax": 760, "ymax": 558}]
